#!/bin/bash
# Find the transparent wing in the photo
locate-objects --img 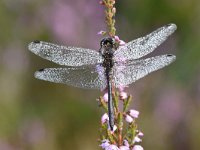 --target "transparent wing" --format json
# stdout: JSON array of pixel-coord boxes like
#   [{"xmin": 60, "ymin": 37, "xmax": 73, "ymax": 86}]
[
  {"xmin": 113, "ymin": 54, "xmax": 176, "ymax": 87},
  {"xmin": 28, "ymin": 41, "xmax": 103, "ymax": 66},
  {"xmin": 113, "ymin": 24, "xmax": 177, "ymax": 61},
  {"xmin": 34, "ymin": 65, "xmax": 106, "ymax": 90}
]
